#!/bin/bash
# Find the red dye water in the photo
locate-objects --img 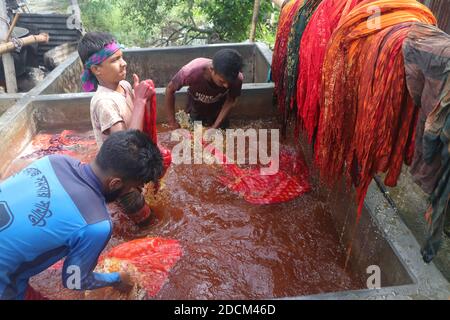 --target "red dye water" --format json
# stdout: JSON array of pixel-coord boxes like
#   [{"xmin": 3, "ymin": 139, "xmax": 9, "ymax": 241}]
[{"xmin": 8, "ymin": 121, "xmax": 364, "ymax": 299}]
